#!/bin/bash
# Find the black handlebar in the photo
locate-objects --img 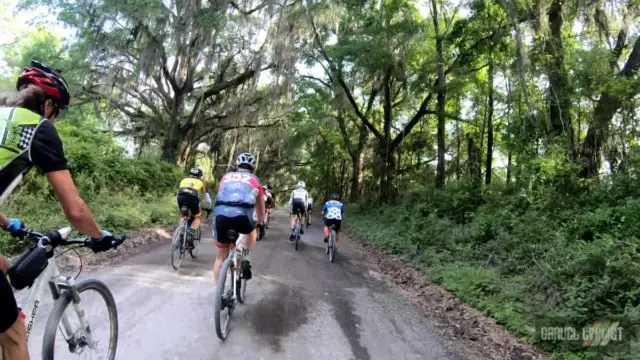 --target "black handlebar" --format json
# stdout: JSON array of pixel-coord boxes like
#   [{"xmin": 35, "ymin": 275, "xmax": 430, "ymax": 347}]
[{"xmin": 17, "ymin": 228, "xmax": 127, "ymax": 252}]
